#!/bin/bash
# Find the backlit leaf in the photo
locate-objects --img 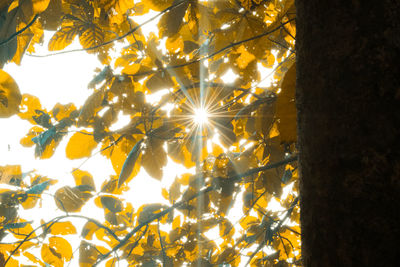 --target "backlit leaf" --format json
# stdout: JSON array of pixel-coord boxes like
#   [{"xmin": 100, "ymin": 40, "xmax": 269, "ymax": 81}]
[
  {"xmin": 142, "ymin": 138, "xmax": 167, "ymax": 180},
  {"xmin": 118, "ymin": 139, "xmax": 143, "ymax": 188},
  {"xmin": 142, "ymin": 0, "xmax": 174, "ymax": 11},
  {"xmin": 158, "ymin": 1, "xmax": 188, "ymax": 37},
  {"xmin": 54, "ymin": 186, "xmax": 88, "ymax": 212},
  {"xmin": 81, "ymin": 221, "xmax": 97, "ymax": 240},
  {"xmin": 0, "ymin": 69, "xmax": 21, "ymax": 118},
  {"xmin": 32, "ymin": 0, "xmax": 50, "ymax": 13},
  {"xmin": 0, "ymin": 164, "xmax": 21, "ymax": 184},
  {"xmin": 72, "ymin": 169, "xmax": 95, "ymax": 191},
  {"xmin": 79, "ymin": 24, "xmax": 104, "ymax": 49},
  {"xmin": 48, "ymin": 26, "xmax": 79, "ymax": 51},
  {"xmin": 276, "ymin": 63, "xmax": 296, "ymax": 143},
  {"xmin": 49, "ymin": 221, "xmax": 77, "ymax": 235},
  {"xmin": 41, "ymin": 236, "xmax": 72, "ymax": 266},
  {"xmin": 100, "ymin": 195, "xmax": 123, "ymax": 212},
  {"xmin": 66, "ymin": 130, "xmax": 98, "ymax": 159},
  {"xmin": 79, "ymin": 241, "xmax": 108, "ymax": 266}
]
